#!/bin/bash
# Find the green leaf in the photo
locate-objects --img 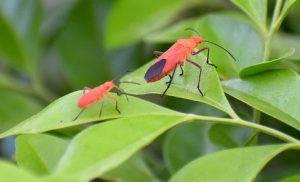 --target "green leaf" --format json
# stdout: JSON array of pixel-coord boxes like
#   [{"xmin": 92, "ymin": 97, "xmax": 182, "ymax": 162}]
[
  {"xmin": 280, "ymin": 0, "xmax": 300, "ymax": 20},
  {"xmin": 162, "ymin": 103, "xmax": 227, "ymax": 174},
  {"xmin": 239, "ymin": 48, "xmax": 295, "ymax": 77},
  {"xmin": 15, "ymin": 134, "xmax": 69, "ymax": 175},
  {"xmin": 0, "ymin": 92, "xmax": 178, "ymax": 138},
  {"xmin": 55, "ymin": 0, "xmax": 112, "ymax": 88},
  {"xmin": 279, "ymin": 174, "xmax": 300, "ymax": 182},
  {"xmin": 145, "ymin": 14, "xmax": 263, "ymax": 78},
  {"xmin": 170, "ymin": 144, "xmax": 298, "ymax": 182},
  {"xmin": 0, "ymin": 160, "xmax": 39, "ymax": 182},
  {"xmin": 42, "ymin": 175, "xmax": 85, "ymax": 182},
  {"xmin": 223, "ymin": 69, "xmax": 300, "ymax": 131},
  {"xmin": 105, "ymin": 0, "xmax": 190, "ymax": 48},
  {"xmin": 272, "ymin": 33, "xmax": 300, "ymax": 60},
  {"xmin": 54, "ymin": 115, "xmax": 186, "ymax": 180},
  {"xmin": 0, "ymin": 90, "xmax": 42, "ymax": 133},
  {"xmin": 208, "ymin": 124, "xmax": 252, "ymax": 147},
  {"xmin": 0, "ymin": 0, "xmax": 41, "ymax": 73},
  {"xmin": 163, "ymin": 122, "xmax": 215, "ymax": 174},
  {"xmin": 230, "ymin": 0, "xmax": 267, "ymax": 32},
  {"xmin": 163, "ymin": 122, "xmax": 252, "ymax": 174},
  {"xmin": 121, "ymin": 54, "xmax": 237, "ymax": 118},
  {"xmin": 103, "ymin": 153, "xmax": 159, "ymax": 182}
]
